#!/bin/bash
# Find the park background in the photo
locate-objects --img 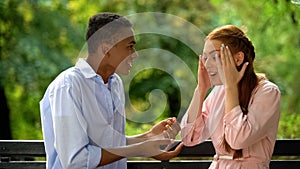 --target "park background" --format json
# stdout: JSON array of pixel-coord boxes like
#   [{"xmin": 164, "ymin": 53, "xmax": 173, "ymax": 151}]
[{"xmin": 0, "ymin": 0, "xmax": 299, "ymax": 141}]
